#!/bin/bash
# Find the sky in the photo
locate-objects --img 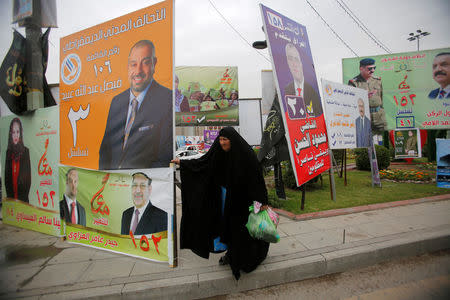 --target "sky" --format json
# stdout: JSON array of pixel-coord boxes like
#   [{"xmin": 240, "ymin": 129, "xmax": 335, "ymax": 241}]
[{"xmin": 0, "ymin": 0, "xmax": 449, "ymax": 99}]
